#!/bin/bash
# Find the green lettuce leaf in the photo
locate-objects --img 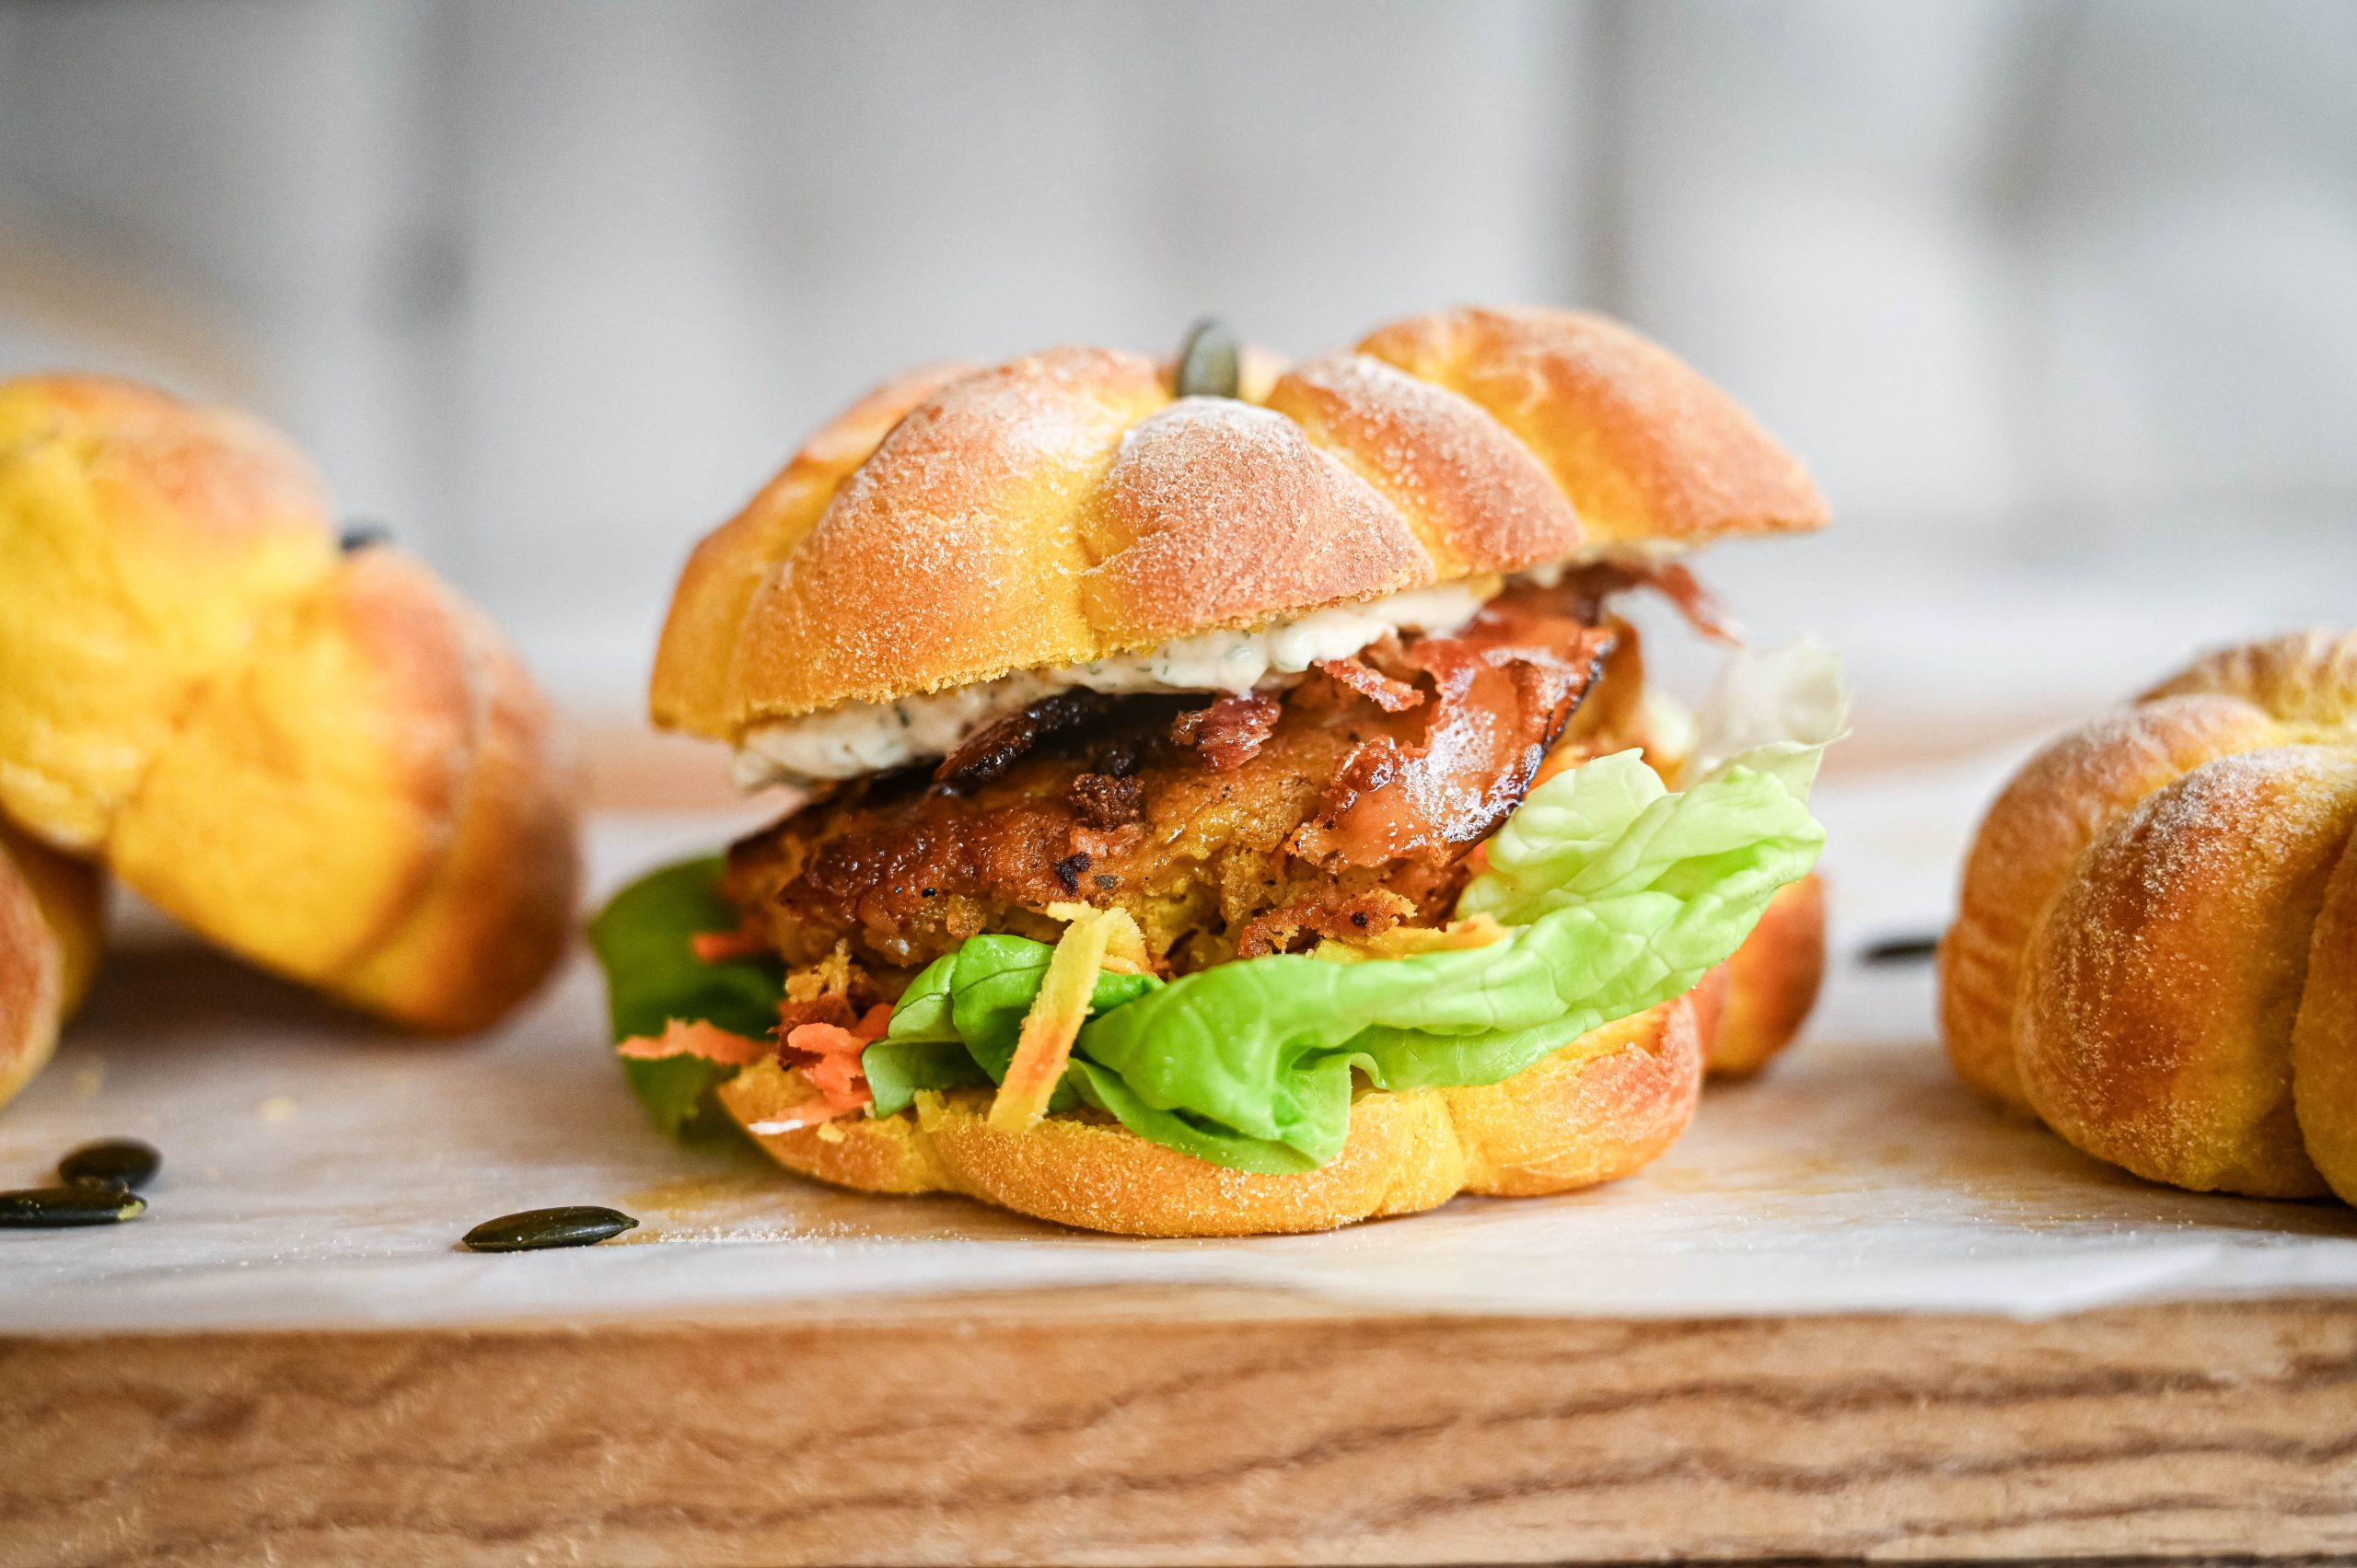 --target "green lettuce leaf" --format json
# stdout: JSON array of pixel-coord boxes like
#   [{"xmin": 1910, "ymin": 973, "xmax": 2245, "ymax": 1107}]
[
  {"xmin": 586, "ymin": 855, "xmax": 784, "ymax": 1133},
  {"xmin": 620, "ymin": 1053, "xmax": 741, "ymax": 1138}
]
